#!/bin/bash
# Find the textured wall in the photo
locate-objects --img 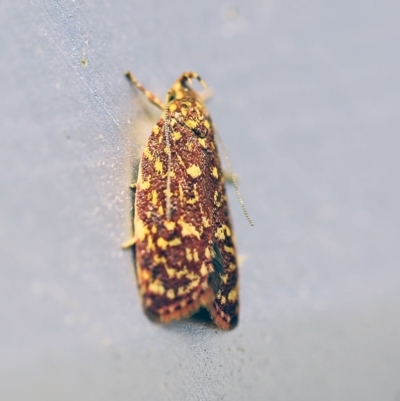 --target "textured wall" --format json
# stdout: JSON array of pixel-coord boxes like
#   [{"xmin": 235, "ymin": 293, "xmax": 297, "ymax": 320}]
[{"xmin": 1, "ymin": 1, "xmax": 400, "ymax": 400}]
